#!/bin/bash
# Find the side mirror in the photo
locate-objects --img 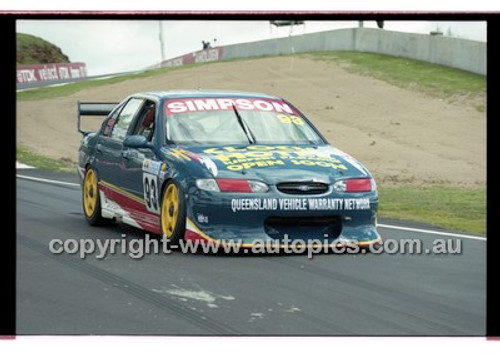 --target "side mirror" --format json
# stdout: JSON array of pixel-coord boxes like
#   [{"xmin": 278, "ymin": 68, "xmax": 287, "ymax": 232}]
[{"xmin": 123, "ymin": 135, "xmax": 150, "ymax": 149}]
